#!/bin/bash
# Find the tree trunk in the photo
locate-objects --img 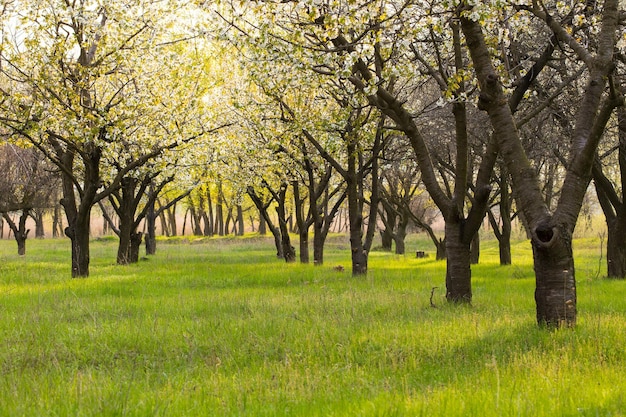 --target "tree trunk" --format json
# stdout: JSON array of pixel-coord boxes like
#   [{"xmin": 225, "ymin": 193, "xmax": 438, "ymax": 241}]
[
  {"xmin": 313, "ymin": 223, "xmax": 326, "ymax": 265},
  {"xmin": 499, "ymin": 236, "xmax": 512, "ymax": 266},
  {"xmin": 393, "ymin": 212, "xmax": 409, "ymax": 255},
  {"xmin": 66, "ymin": 215, "xmax": 91, "ymax": 278},
  {"xmin": 129, "ymin": 232, "xmax": 143, "ymax": 263},
  {"xmin": 31, "ymin": 209, "xmax": 45, "ymax": 238},
  {"xmin": 145, "ymin": 195, "xmax": 157, "ymax": 255},
  {"xmin": 292, "ymin": 182, "xmax": 310, "ymax": 264},
  {"xmin": 236, "ymin": 204, "xmax": 245, "ymax": 236},
  {"xmin": 444, "ymin": 219, "xmax": 471, "ymax": 303},
  {"xmin": 215, "ymin": 183, "xmax": 224, "ymax": 236},
  {"xmin": 606, "ymin": 218, "xmax": 626, "ymax": 278},
  {"xmin": 275, "ymin": 184, "xmax": 296, "ymax": 263},
  {"xmin": 182, "ymin": 209, "xmax": 189, "ymax": 236},
  {"xmin": 436, "ymin": 238, "xmax": 447, "ymax": 260},
  {"xmin": 470, "ymin": 232, "xmax": 480, "ymax": 264},
  {"xmin": 189, "ymin": 200, "xmax": 203, "ymax": 236},
  {"xmin": 205, "ymin": 187, "xmax": 214, "ymax": 236},
  {"xmin": 380, "ymin": 229, "xmax": 393, "ymax": 251},
  {"xmin": 52, "ymin": 205, "xmax": 63, "ymax": 238},
  {"xmin": 258, "ymin": 214, "xmax": 267, "ymax": 235},
  {"xmin": 116, "ymin": 179, "xmax": 134, "ymax": 265},
  {"xmin": 166, "ymin": 205, "xmax": 177, "ymax": 236},
  {"xmin": 532, "ymin": 224, "xmax": 577, "ymax": 327}
]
